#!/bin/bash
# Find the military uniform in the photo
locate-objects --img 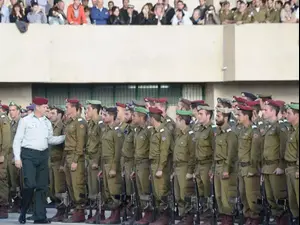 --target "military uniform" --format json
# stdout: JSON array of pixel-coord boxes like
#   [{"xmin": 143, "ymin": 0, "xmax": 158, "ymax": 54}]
[
  {"xmin": 213, "ymin": 121, "xmax": 238, "ymax": 224},
  {"xmin": 251, "ymin": 7, "xmax": 268, "ymax": 23},
  {"xmin": 267, "ymin": 8, "xmax": 281, "ymax": 23},
  {"xmin": 234, "ymin": 11, "xmax": 252, "ymax": 23},
  {"xmin": 219, "ymin": 9, "xmax": 234, "ymax": 23},
  {"xmin": 64, "ymin": 110, "xmax": 87, "ymax": 222},
  {"xmin": 173, "ymin": 110, "xmax": 195, "ymax": 224},
  {"xmin": 284, "ymin": 104, "xmax": 299, "ymax": 220},
  {"xmin": 0, "ymin": 112, "xmax": 11, "ymax": 218}
]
